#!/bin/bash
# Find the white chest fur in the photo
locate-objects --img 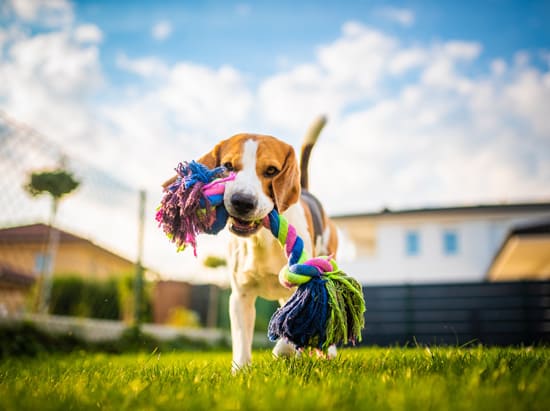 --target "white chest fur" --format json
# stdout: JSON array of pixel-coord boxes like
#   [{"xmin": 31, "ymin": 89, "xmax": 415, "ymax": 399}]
[{"xmin": 227, "ymin": 202, "xmax": 312, "ymax": 301}]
